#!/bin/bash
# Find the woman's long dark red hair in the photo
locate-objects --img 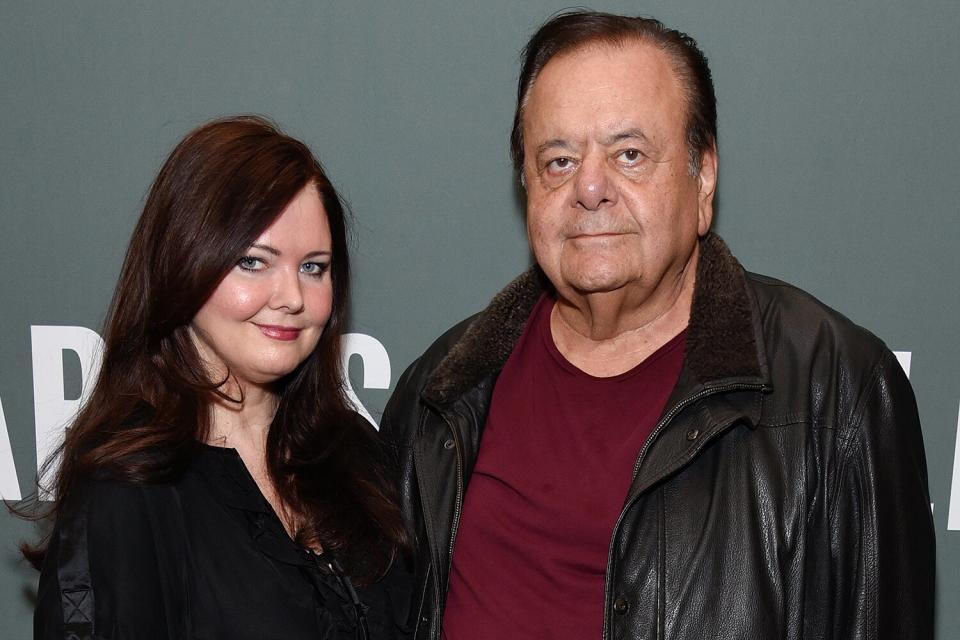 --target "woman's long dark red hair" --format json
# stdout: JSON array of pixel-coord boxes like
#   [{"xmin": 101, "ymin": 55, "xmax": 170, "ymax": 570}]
[{"xmin": 24, "ymin": 115, "xmax": 407, "ymax": 582}]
